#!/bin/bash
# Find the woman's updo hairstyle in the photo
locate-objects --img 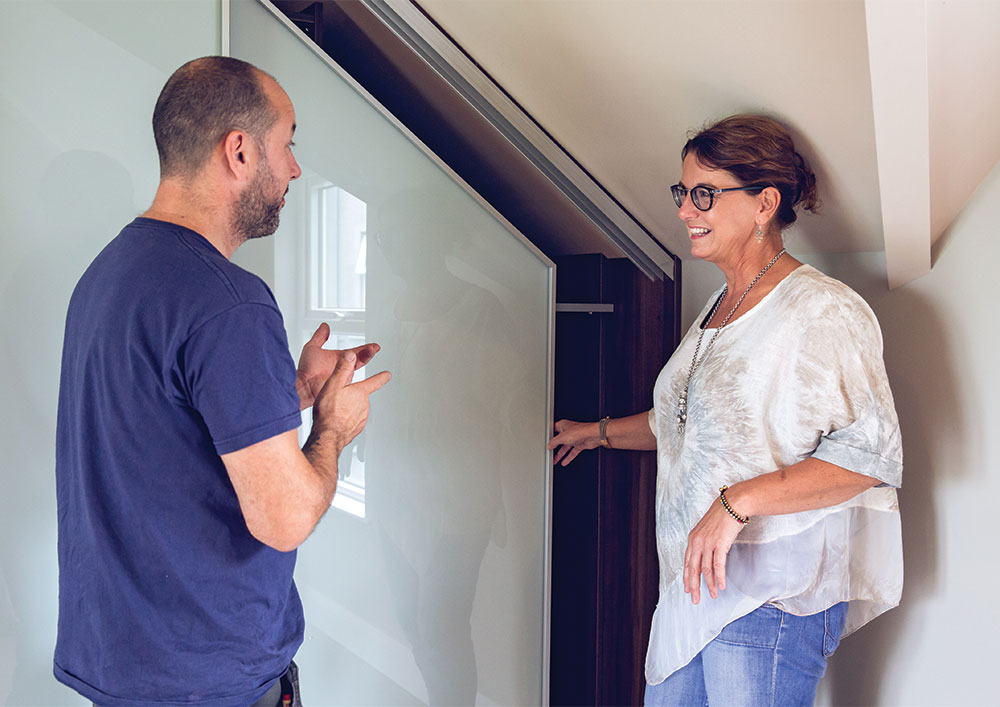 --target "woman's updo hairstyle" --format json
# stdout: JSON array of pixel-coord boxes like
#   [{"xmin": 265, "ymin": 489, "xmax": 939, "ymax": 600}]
[{"xmin": 681, "ymin": 114, "xmax": 819, "ymax": 228}]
